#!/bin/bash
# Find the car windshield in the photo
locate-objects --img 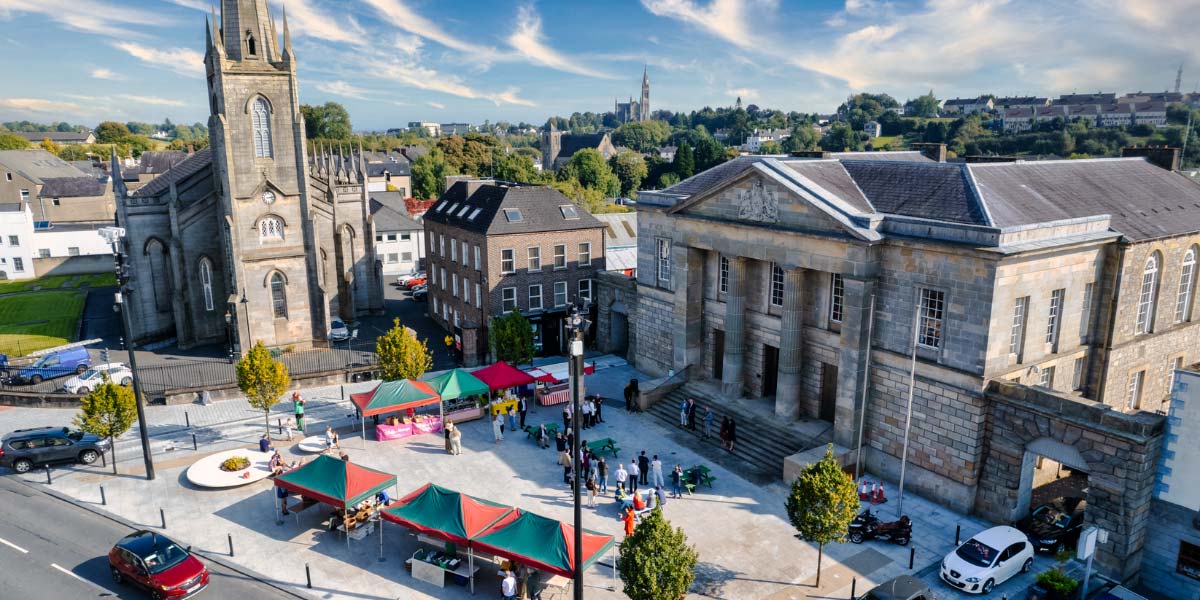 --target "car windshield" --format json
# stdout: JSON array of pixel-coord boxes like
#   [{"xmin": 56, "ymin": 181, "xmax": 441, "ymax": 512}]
[
  {"xmin": 956, "ymin": 538, "xmax": 999, "ymax": 567},
  {"xmin": 331, "ymin": 320, "xmax": 345, "ymax": 329},
  {"xmin": 79, "ymin": 369, "xmax": 102, "ymax": 380},
  {"xmin": 1033, "ymin": 506, "xmax": 1070, "ymax": 528},
  {"xmin": 143, "ymin": 543, "xmax": 189, "ymax": 574},
  {"xmin": 66, "ymin": 430, "xmax": 84, "ymax": 441}
]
